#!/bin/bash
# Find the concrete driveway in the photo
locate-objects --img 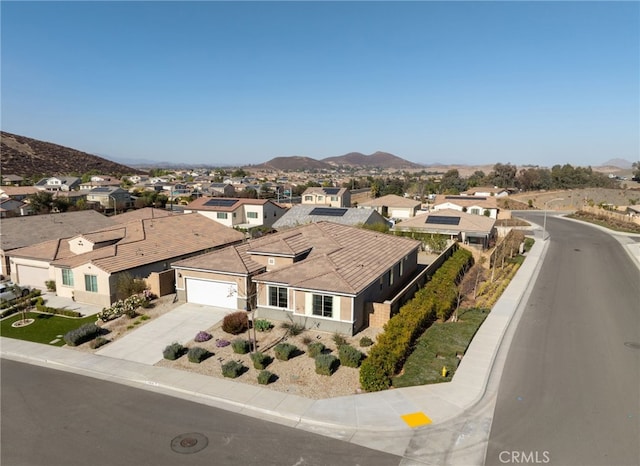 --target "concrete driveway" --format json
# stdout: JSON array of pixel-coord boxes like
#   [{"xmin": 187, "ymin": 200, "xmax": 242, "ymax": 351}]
[{"xmin": 96, "ymin": 303, "xmax": 232, "ymax": 364}]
